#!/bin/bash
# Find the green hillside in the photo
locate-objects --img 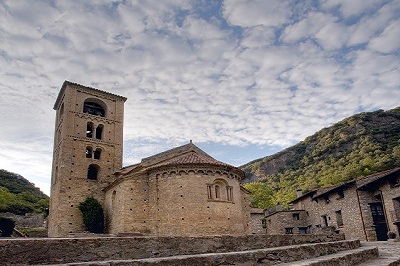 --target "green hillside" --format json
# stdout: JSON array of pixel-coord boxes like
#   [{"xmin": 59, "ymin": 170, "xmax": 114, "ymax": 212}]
[
  {"xmin": 241, "ymin": 107, "xmax": 400, "ymax": 208},
  {"xmin": 0, "ymin": 169, "xmax": 49, "ymax": 215}
]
